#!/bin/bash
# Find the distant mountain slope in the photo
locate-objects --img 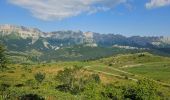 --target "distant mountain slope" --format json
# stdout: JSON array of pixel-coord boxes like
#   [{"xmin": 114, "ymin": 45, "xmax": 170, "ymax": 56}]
[
  {"xmin": 97, "ymin": 52, "xmax": 170, "ymax": 68},
  {"xmin": 1, "ymin": 24, "xmax": 170, "ymax": 48},
  {"xmin": 0, "ymin": 24, "xmax": 170, "ymax": 62}
]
